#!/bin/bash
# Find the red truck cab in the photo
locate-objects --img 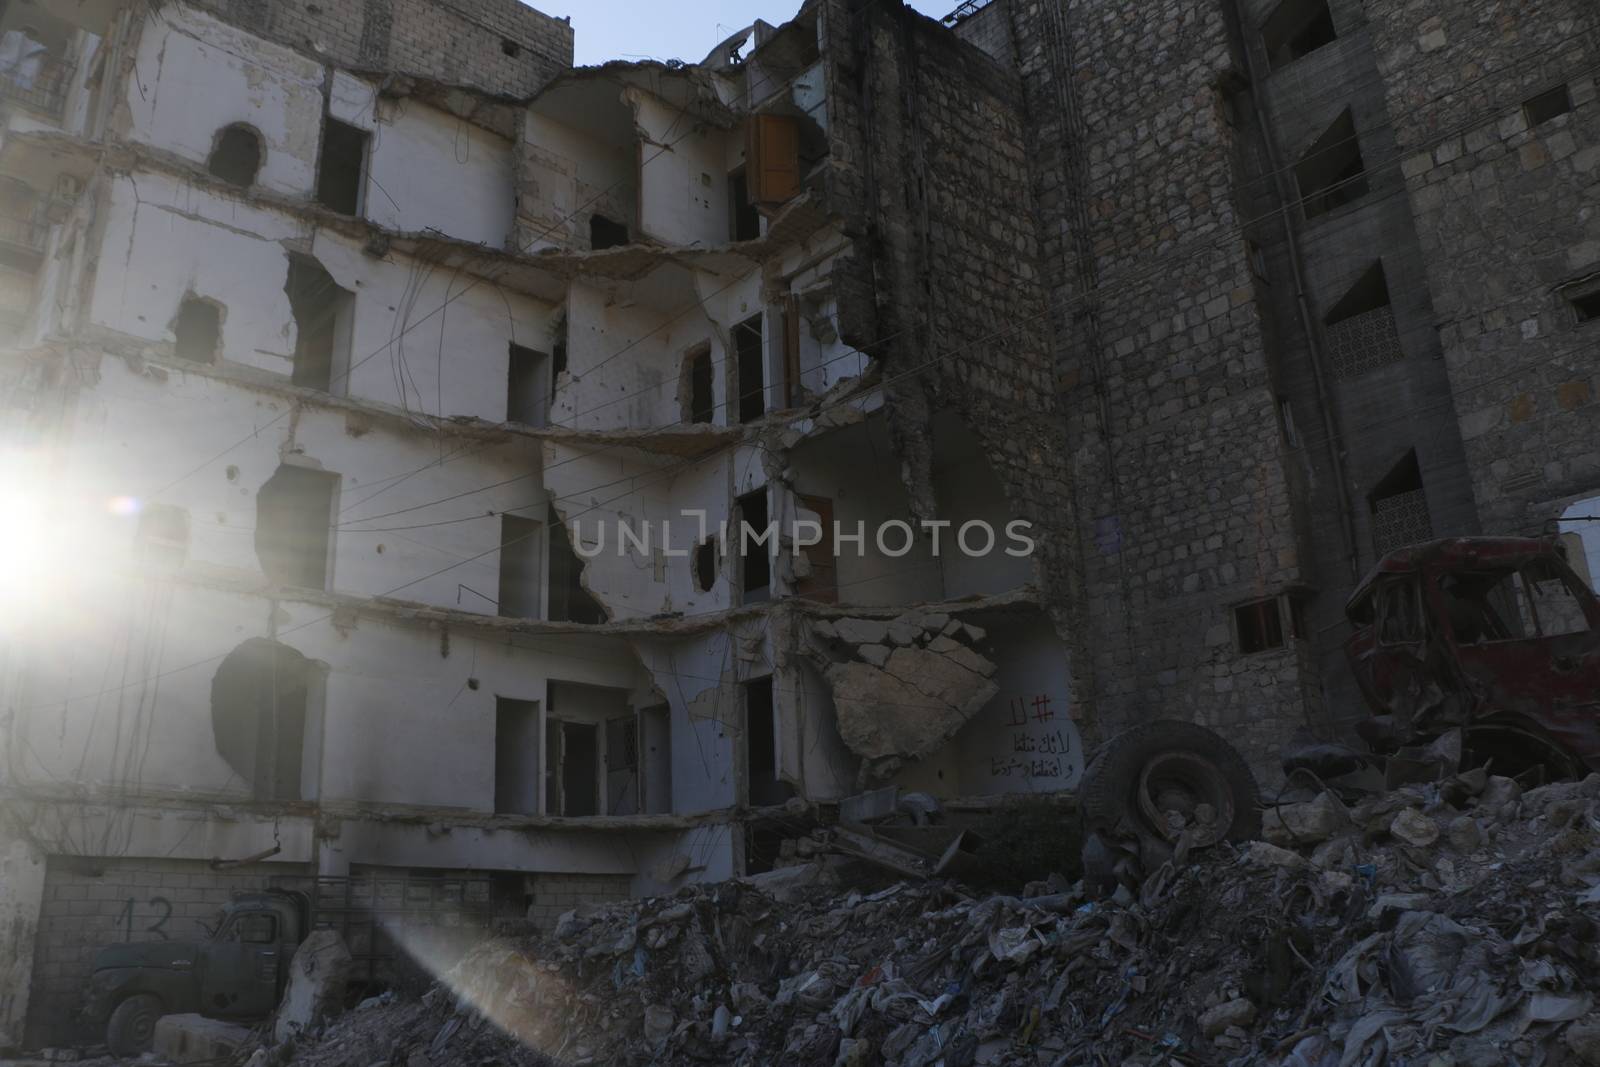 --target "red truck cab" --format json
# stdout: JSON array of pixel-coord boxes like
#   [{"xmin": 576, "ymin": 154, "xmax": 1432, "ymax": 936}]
[{"xmin": 1344, "ymin": 536, "xmax": 1600, "ymax": 777}]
